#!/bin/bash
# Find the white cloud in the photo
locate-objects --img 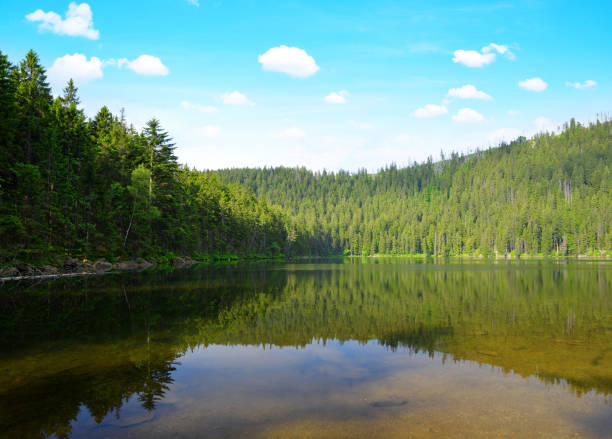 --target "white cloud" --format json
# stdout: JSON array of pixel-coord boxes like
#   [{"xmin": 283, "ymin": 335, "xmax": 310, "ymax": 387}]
[
  {"xmin": 482, "ymin": 43, "xmax": 515, "ymax": 60},
  {"xmin": 442, "ymin": 99, "xmax": 452, "ymax": 105},
  {"xmin": 452, "ymin": 50, "xmax": 495, "ymax": 67},
  {"xmin": 258, "ymin": 45, "xmax": 319, "ymax": 78},
  {"xmin": 489, "ymin": 128, "xmax": 523, "ymax": 144},
  {"xmin": 482, "ymin": 43, "xmax": 508, "ymax": 54},
  {"xmin": 187, "ymin": 0, "xmax": 200, "ymax": 6},
  {"xmin": 118, "ymin": 55, "xmax": 169, "ymax": 76},
  {"xmin": 48, "ymin": 53, "xmax": 103, "ymax": 88},
  {"xmin": 412, "ymin": 104, "xmax": 448, "ymax": 118},
  {"xmin": 26, "ymin": 2, "xmax": 99, "ymax": 40},
  {"xmin": 507, "ymin": 109, "xmax": 520, "ymax": 116},
  {"xmin": 452, "ymin": 108, "xmax": 484, "ymax": 123},
  {"xmin": 324, "ymin": 90, "xmax": 349, "ymax": 104},
  {"xmin": 221, "ymin": 91, "xmax": 255, "ymax": 106},
  {"xmin": 272, "ymin": 127, "xmax": 307, "ymax": 138},
  {"xmin": 519, "ymin": 77, "xmax": 547, "ymax": 92},
  {"xmin": 535, "ymin": 116, "xmax": 556, "ymax": 133},
  {"xmin": 195, "ymin": 125, "xmax": 220, "ymax": 139},
  {"xmin": 180, "ymin": 101, "xmax": 219, "ymax": 113},
  {"xmin": 565, "ymin": 80, "xmax": 596, "ymax": 90},
  {"xmin": 453, "ymin": 42, "xmax": 514, "ymax": 67},
  {"xmin": 348, "ymin": 120, "xmax": 372, "ymax": 130},
  {"xmin": 446, "ymin": 84, "xmax": 492, "ymax": 100}
]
